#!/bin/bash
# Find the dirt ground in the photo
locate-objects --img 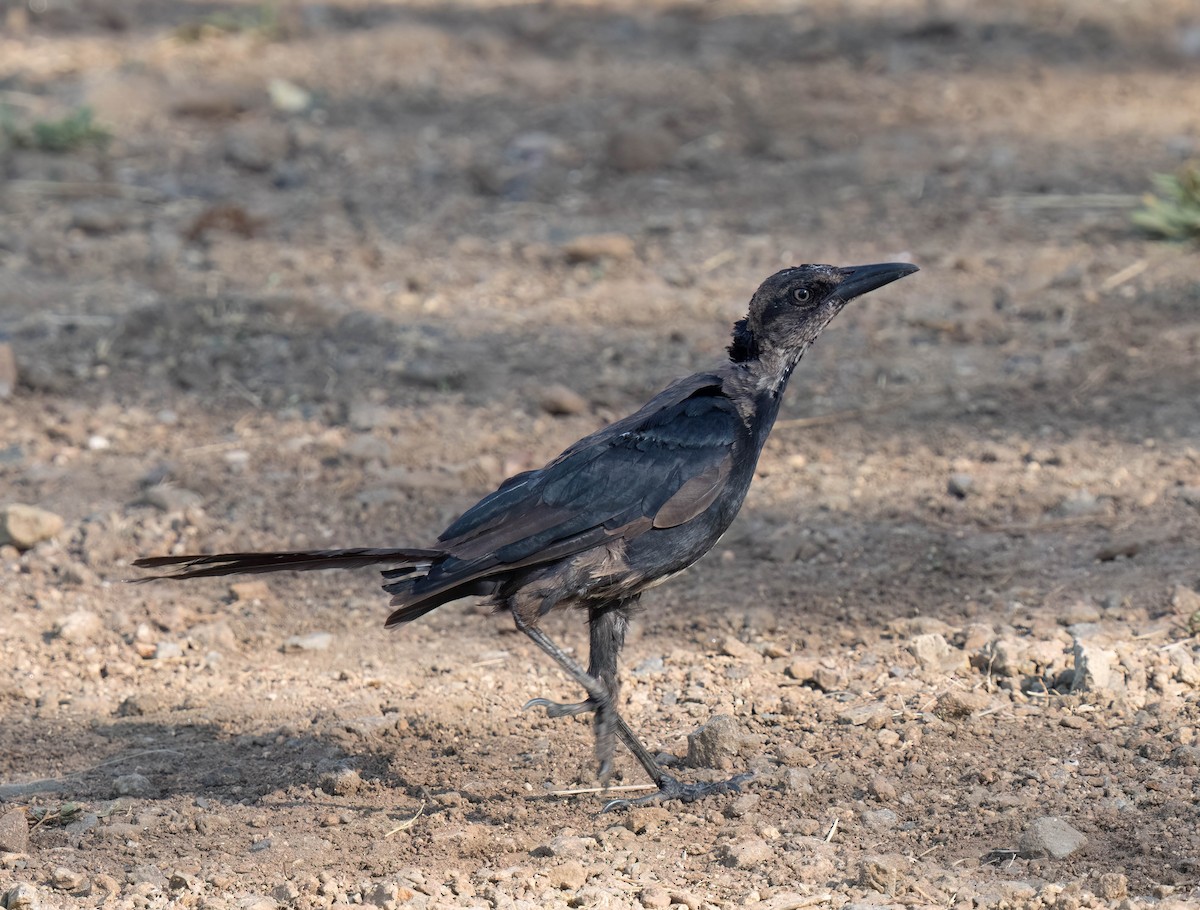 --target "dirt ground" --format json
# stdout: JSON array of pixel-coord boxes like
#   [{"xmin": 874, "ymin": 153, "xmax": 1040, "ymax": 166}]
[{"xmin": 2, "ymin": 0, "xmax": 1200, "ymax": 907}]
